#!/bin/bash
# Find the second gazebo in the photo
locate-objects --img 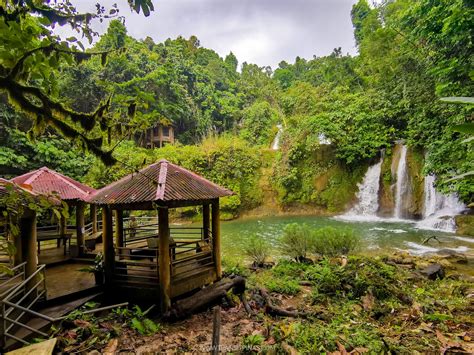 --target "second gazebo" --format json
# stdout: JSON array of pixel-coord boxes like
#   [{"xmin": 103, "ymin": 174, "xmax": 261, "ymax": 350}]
[{"xmin": 88, "ymin": 159, "xmax": 233, "ymax": 311}]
